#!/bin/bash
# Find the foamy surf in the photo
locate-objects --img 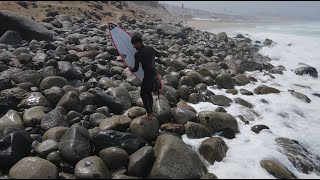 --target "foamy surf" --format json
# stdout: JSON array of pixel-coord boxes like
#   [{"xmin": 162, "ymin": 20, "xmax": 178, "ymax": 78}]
[{"xmin": 184, "ymin": 22, "xmax": 320, "ymax": 179}]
